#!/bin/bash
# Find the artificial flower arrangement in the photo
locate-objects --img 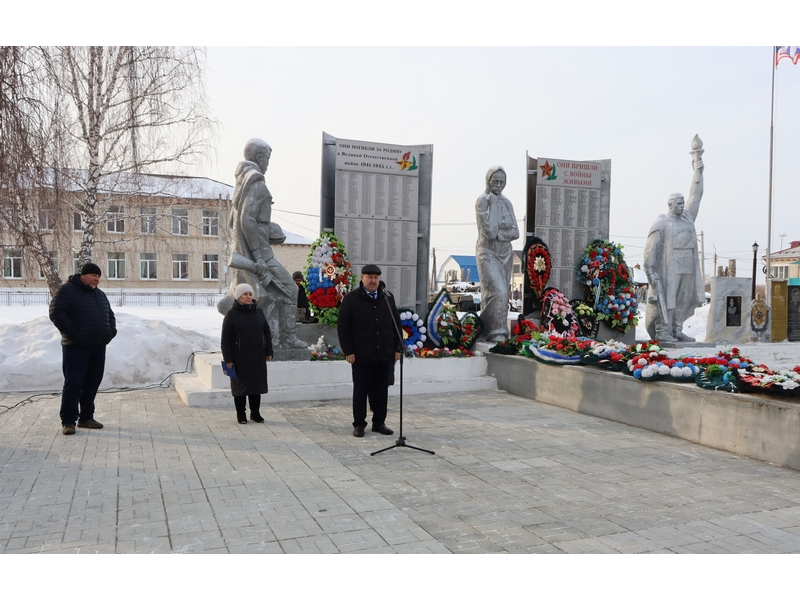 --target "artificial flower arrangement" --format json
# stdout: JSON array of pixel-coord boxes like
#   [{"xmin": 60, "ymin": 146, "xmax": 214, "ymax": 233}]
[
  {"xmin": 523, "ymin": 236, "xmax": 552, "ymax": 300},
  {"xmin": 436, "ymin": 303, "xmax": 462, "ymax": 348},
  {"xmin": 308, "ymin": 336, "xmax": 347, "ymax": 361},
  {"xmin": 416, "ymin": 346, "xmax": 477, "ymax": 358},
  {"xmin": 571, "ymin": 300, "xmax": 599, "ymax": 339},
  {"xmin": 459, "ymin": 312, "xmax": 482, "ymax": 349},
  {"xmin": 304, "ymin": 232, "xmax": 355, "ymax": 326},
  {"xmin": 575, "ymin": 239, "xmax": 639, "ymax": 334},
  {"xmin": 488, "ymin": 337, "xmax": 524, "ymax": 355},
  {"xmin": 624, "ymin": 341, "xmax": 701, "ymax": 382},
  {"xmin": 512, "ymin": 318, "xmax": 542, "ymax": 340},
  {"xmin": 734, "ymin": 364, "xmax": 800, "ymax": 397},
  {"xmin": 522, "ymin": 334, "xmax": 594, "ymax": 365},
  {"xmin": 540, "ymin": 287, "xmax": 579, "ymax": 336},
  {"xmin": 488, "ymin": 318, "xmax": 545, "ymax": 355},
  {"xmin": 578, "ymin": 339, "xmax": 629, "ymax": 371},
  {"xmin": 398, "ymin": 309, "xmax": 427, "ymax": 351}
]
